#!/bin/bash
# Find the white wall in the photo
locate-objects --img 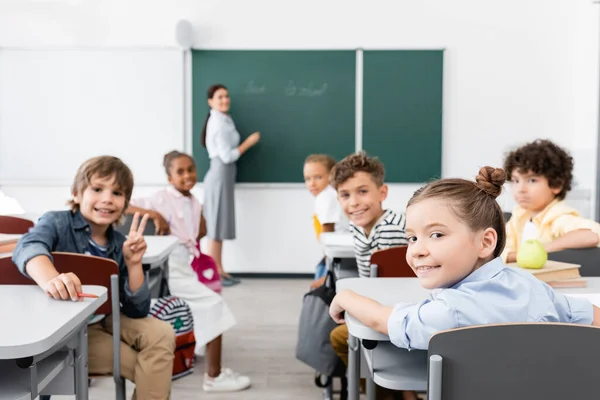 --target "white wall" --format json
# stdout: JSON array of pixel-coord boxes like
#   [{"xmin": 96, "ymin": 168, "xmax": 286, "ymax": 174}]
[
  {"xmin": 0, "ymin": 0, "xmax": 598, "ymax": 273},
  {"xmin": 0, "ymin": 48, "xmax": 184, "ymax": 185}
]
